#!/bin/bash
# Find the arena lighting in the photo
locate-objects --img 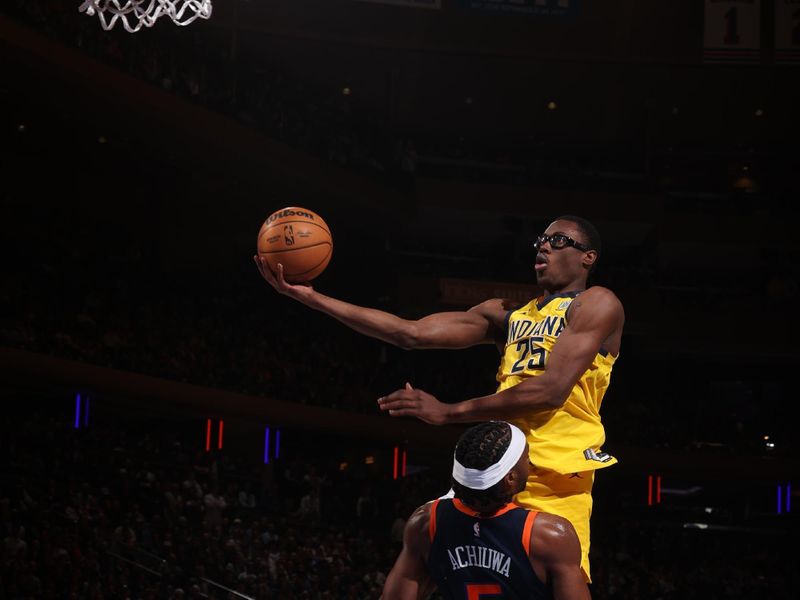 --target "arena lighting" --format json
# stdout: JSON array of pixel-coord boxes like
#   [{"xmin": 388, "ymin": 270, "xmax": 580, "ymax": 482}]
[
  {"xmin": 70, "ymin": 393, "xmax": 90, "ymax": 429},
  {"xmin": 217, "ymin": 420, "xmax": 224, "ymax": 450},
  {"xmin": 647, "ymin": 474, "xmax": 662, "ymax": 505},
  {"xmin": 263, "ymin": 427, "xmax": 281, "ymax": 464},
  {"xmin": 547, "ymin": 101, "xmax": 557, "ymax": 110},
  {"xmin": 391, "ymin": 447, "xmax": 408, "ymax": 479},
  {"xmin": 365, "ymin": 456, "xmax": 375, "ymax": 465},
  {"xmin": 205, "ymin": 419, "xmax": 211, "ymax": 452},
  {"xmin": 776, "ymin": 484, "xmax": 791, "ymax": 515}
]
